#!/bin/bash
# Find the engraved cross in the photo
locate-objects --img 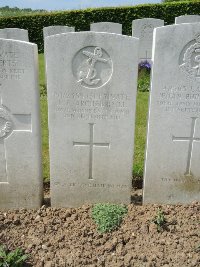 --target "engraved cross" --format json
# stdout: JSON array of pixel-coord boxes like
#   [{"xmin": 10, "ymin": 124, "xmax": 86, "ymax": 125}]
[
  {"xmin": 73, "ymin": 123, "xmax": 110, "ymax": 180},
  {"xmin": 0, "ymin": 88, "xmax": 31, "ymax": 184},
  {"xmin": 172, "ymin": 117, "xmax": 200, "ymax": 176}
]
